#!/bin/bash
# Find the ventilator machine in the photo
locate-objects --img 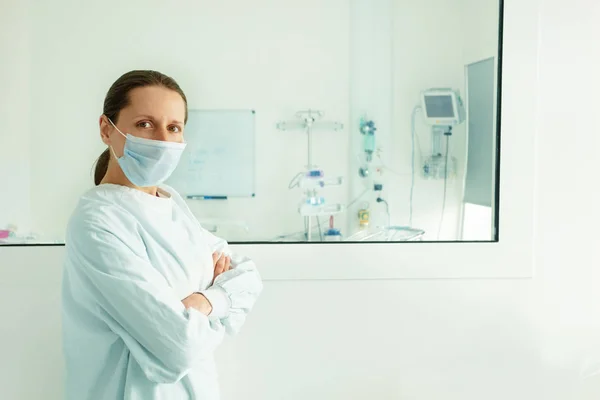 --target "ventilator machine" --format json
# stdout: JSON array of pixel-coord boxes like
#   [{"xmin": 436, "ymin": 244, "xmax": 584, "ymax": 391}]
[{"xmin": 419, "ymin": 88, "xmax": 465, "ymax": 179}]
